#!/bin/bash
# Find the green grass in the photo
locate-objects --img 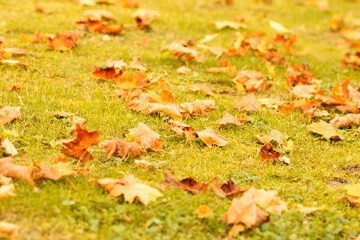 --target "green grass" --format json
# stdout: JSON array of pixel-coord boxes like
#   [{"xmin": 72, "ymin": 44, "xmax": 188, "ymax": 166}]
[{"xmin": 1, "ymin": 0, "xmax": 360, "ymax": 239}]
